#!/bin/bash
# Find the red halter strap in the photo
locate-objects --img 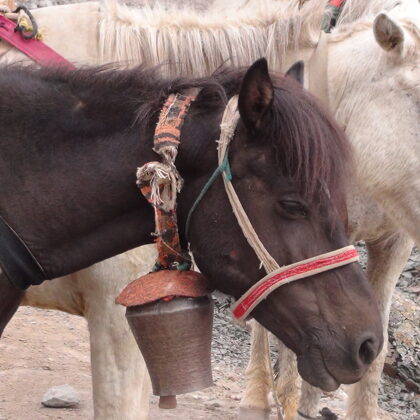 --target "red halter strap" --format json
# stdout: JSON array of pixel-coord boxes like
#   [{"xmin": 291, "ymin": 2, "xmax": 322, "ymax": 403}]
[
  {"xmin": 0, "ymin": 15, "xmax": 75, "ymax": 69},
  {"xmin": 329, "ymin": 0, "xmax": 346, "ymax": 7},
  {"xmin": 232, "ymin": 245, "xmax": 359, "ymax": 321}
]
